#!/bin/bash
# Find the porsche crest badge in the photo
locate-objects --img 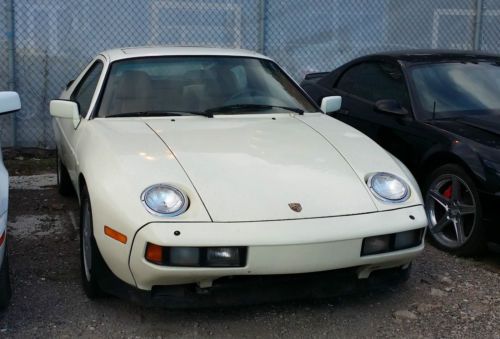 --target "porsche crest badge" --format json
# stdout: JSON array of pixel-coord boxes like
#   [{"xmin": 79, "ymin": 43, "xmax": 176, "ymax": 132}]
[{"xmin": 288, "ymin": 203, "xmax": 302, "ymax": 212}]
